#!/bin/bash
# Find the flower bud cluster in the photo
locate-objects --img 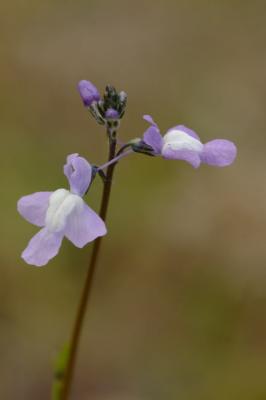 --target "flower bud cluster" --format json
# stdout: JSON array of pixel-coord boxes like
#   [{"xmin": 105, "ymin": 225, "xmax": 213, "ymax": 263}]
[{"xmin": 78, "ymin": 81, "xmax": 127, "ymax": 133}]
